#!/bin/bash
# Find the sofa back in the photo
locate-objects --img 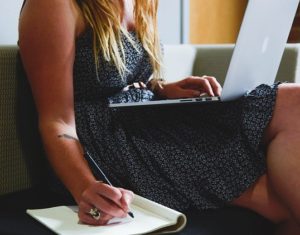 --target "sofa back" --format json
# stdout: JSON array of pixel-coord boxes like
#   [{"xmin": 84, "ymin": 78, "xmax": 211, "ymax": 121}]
[{"xmin": 164, "ymin": 44, "xmax": 300, "ymax": 84}]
